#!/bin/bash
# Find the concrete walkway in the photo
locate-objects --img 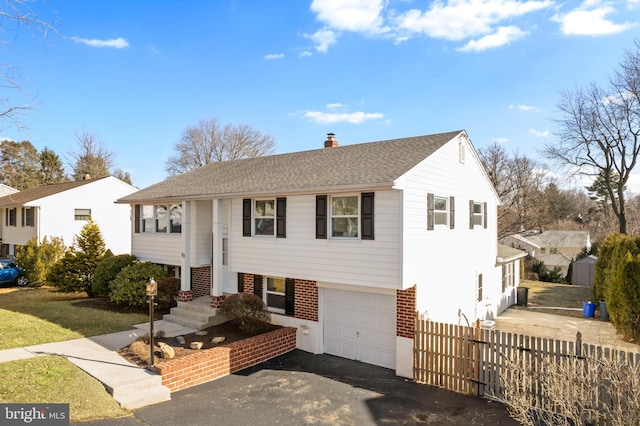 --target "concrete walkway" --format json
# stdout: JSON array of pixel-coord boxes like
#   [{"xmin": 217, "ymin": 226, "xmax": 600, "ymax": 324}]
[
  {"xmin": 0, "ymin": 320, "xmax": 197, "ymax": 409},
  {"xmin": 494, "ymin": 308, "xmax": 640, "ymax": 353}
]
